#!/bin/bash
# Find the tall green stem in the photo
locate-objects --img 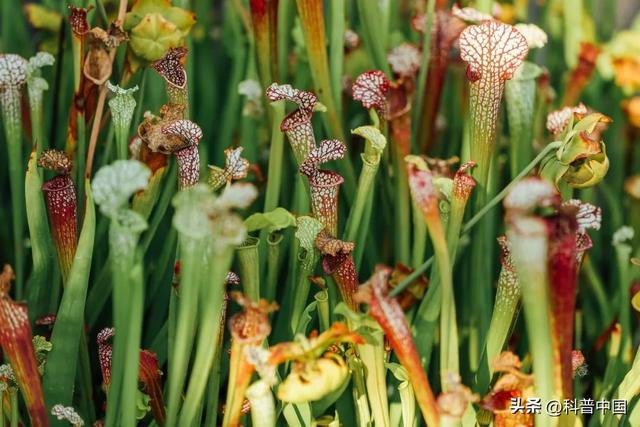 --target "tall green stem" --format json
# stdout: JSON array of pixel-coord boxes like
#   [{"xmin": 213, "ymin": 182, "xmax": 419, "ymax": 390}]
[
  {"xmin": 1, "ymin": 87, "xmax": 25, "ymax": 297},
  {"xmin": 179, "ymin": 249, "xmax": 234, "ymax": 426}
]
